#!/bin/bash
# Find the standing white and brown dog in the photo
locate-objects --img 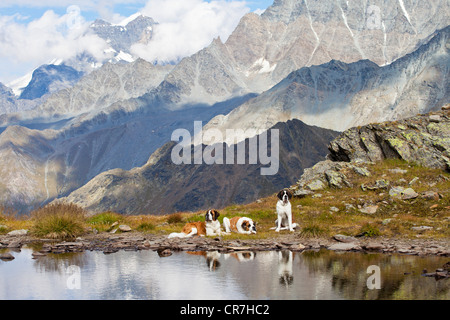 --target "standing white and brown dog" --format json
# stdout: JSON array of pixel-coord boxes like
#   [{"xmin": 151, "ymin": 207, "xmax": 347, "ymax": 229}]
[
  {"xmin": 223, "ymin": 216, "xmax": 257, "ymax": 234},
  {"xmin": 273, "ymin": 189, "xmax": 298, "ymax": 232},
  {"xmin": 168, "ymin": 209, "xmax": 224, "ymax": 238}
]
